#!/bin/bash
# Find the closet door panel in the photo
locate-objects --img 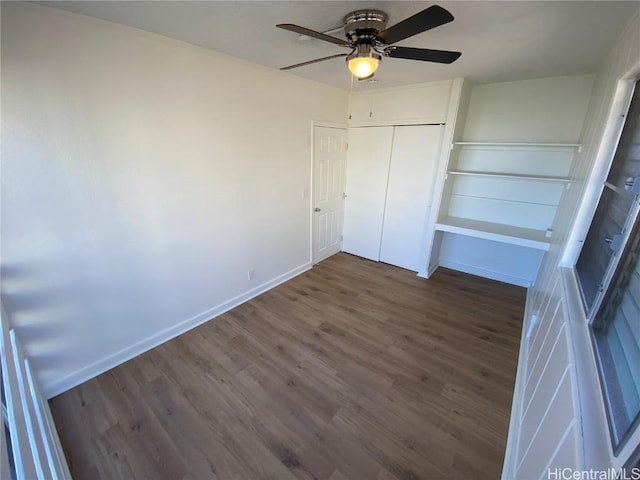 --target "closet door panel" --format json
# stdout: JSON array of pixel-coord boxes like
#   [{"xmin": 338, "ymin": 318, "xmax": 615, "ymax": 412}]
[
  {"xmin": 380, "ymin": 125, "xmax": 444, "ymax": 271},
  {"xmin": 342, "ymin": 127, "xmax": 394, "ymax": 261}
]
